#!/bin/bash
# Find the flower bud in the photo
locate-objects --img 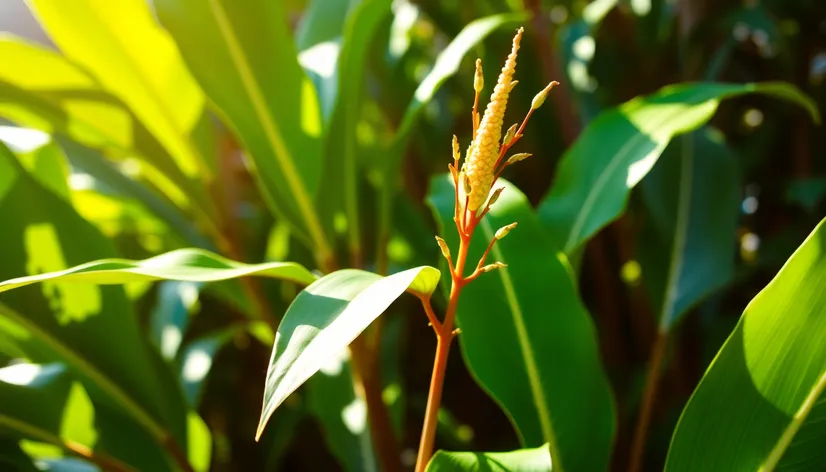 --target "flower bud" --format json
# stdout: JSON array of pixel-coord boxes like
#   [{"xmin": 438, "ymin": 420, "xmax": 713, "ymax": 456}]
[
  {"xmin": 503, "ymin": 123, "xmax": 518, "ymax": 145},
  {"xmin": 487, "ymin": 187, "xmax": 504, "ymax": 207},
  {"xmin": 435, "ymin": 236, "xmax": 450, "ymax": 259},
  {"xmin": 452, "ymin": 135, "xmax": 460, "ymax": 163},
  {"xmin": 495, "ymin": 222, "xmax": 518, "ymax": 240},
  {"xmin": 480, "ymin": 262, "xmax": 507, "ymax": 273},
  {"xmin": 506, "ymin": 153, "xmax": 532, "ymax": 165},
  {"xmin": 474, "ymin": 59, "xmax": 484, "ymax": 93},
  {"xmin": 531, "ymin": 81, "xmax": 560, "ymax": 110}
]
